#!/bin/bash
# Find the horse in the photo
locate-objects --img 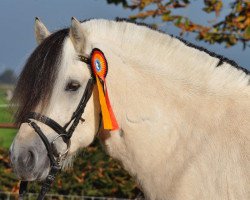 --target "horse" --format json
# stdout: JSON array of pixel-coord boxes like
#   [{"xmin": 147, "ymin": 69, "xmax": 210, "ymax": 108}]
[{"xmin": 9, "ymin": 17, "xmax": 250, "ymax": 200}]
